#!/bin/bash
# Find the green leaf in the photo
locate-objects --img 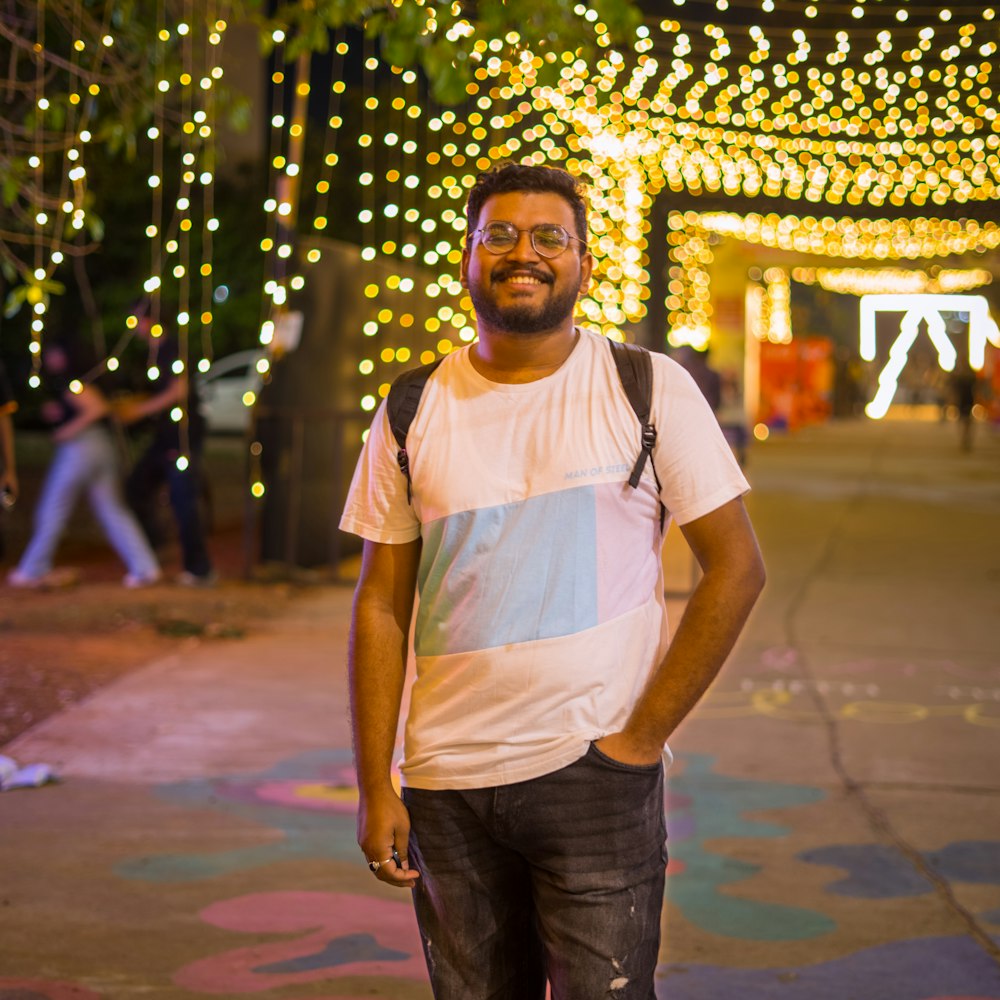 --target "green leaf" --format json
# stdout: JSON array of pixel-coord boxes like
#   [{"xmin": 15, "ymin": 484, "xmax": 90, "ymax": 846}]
[
  {"xmin": 3, "ymin": 286, "xmax": 27, "ymax": 320},
  {"xmin": 382, "ymin": 23, "xmax": 419, "ymax": 69},
  {"xmin": 428, "ymin": 59, "xmax": 471, "ymax": 106},
  {"xmin": 38, "ymin": 278, "xmax": 66, "ymax": 296},
  {"xmin": 364, "ymin": 11, "xmax": 388, "ymax": 39},
  {"xmin": 87, "ymin": 215, "xmax": 106, "ymax": 242}
]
